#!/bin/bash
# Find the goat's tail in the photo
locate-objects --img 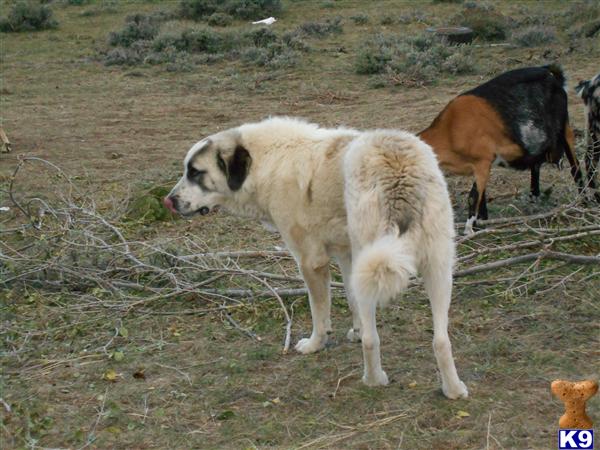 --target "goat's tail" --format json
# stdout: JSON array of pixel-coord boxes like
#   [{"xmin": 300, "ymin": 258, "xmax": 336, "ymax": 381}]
[
  {"xmin": 351, "ymin": 234, "xmax": 417, "ymax": 308},
  {"xmin": 545, "ymin": 63, "xmax": 566, "ymax": 89}
]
